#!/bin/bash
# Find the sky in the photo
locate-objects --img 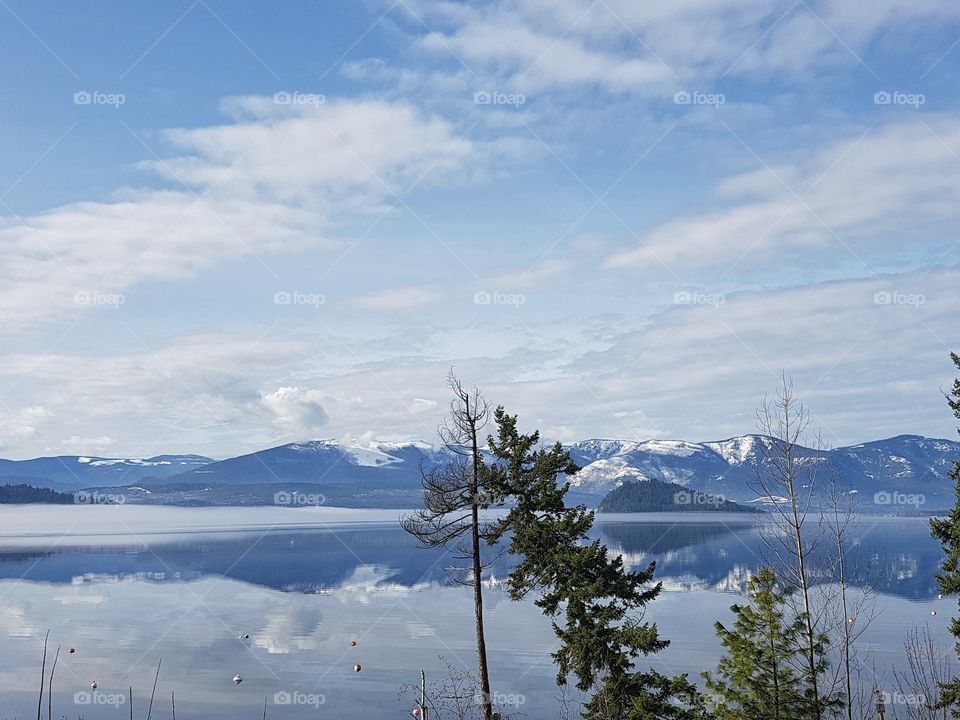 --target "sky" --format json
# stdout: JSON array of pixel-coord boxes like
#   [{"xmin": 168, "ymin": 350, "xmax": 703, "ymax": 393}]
[{"xmin": 1, "ymin": 0, "xmax": 959, "ymax": 460}]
